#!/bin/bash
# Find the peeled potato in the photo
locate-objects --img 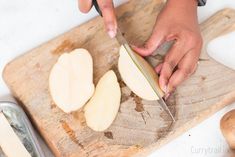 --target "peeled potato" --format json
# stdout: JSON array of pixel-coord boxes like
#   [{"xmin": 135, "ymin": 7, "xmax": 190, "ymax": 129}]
[
  {"xmin": 0, "ymin": 113, "xmax": 31, "ymax": 157},
  {"xmin": 118, "ymin": 45, "xmax": 163, "ymax": 101},
  {"xmin": 49, "ymin": 49, "xmax": 95, "ymax": 113},
  {"xmin": 84, "ymin": 70, "xmax": 121, "ymax": 131},
  {"xmin": 220, "ymin": 109, "xmax": 235, "ymax": 149}
]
